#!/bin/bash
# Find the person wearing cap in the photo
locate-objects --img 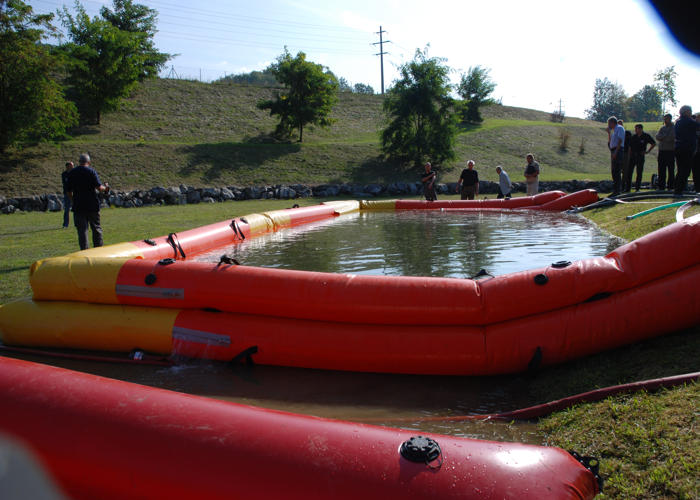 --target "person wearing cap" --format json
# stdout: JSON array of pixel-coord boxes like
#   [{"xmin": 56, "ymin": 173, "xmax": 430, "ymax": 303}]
[
  {"xmin": 673, "ymin": 105, "xmax": 700, "ymax": 195},
  {"xmin": 456, "ymin": 160, "xmax": 479, "ymax": 200},
  {"xmin": 61, "ymin": 161, "xmax": 74, "ymax": 228},
  {"xmin": 495, "ymin": 166, "xmax": 512, "ymax": 198},
  {"xmin": 421, "ymin": 161, "xmax": 437, "ymax": 201},
  {"xmin": 655, "ymin": 113, "xmax": 676, "ymax": 190},
  {"xmin": 65, "ymin": 153, "xmax": 110, "ymax": 250}
]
